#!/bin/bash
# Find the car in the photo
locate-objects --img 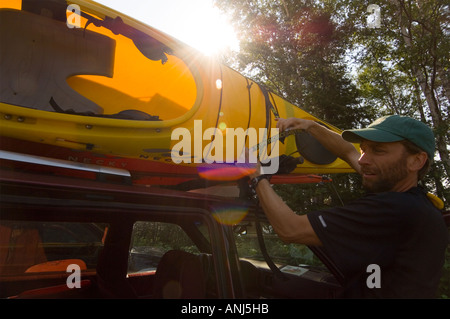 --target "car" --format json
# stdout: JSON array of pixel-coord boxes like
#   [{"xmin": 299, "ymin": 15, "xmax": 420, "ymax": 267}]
[
  {"xmin": 0, "ymin": 164, "xmax": 344, "ymax": 299},
  {"xmin": 1, "ymin": 0, "xmax": 448, "ymax": 303}
]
